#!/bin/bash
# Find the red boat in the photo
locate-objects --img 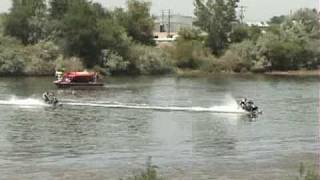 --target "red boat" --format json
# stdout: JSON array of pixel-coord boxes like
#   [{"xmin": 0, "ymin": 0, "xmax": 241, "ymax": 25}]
[{"xmin": 54, "ymin": 71, "xmax": 104, "ymax": 88}]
